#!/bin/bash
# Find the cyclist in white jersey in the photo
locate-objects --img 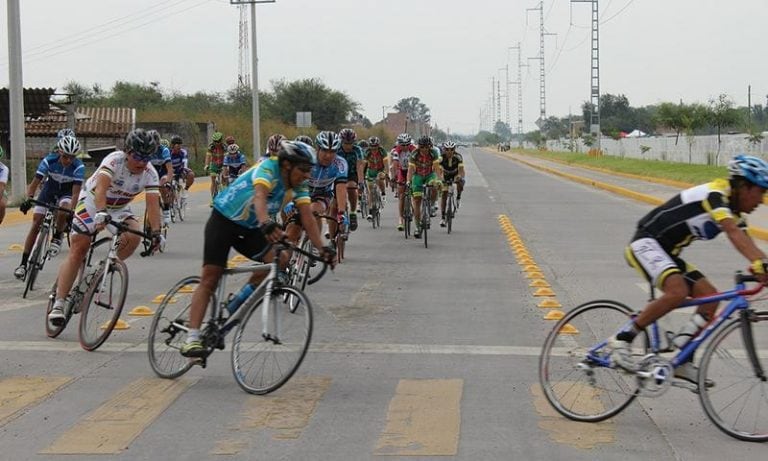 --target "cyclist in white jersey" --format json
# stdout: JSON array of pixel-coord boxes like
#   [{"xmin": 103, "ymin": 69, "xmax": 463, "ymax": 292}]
[{"xmin": 48, "ymin": 129, "xmax": 164, "ymax": 327}]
